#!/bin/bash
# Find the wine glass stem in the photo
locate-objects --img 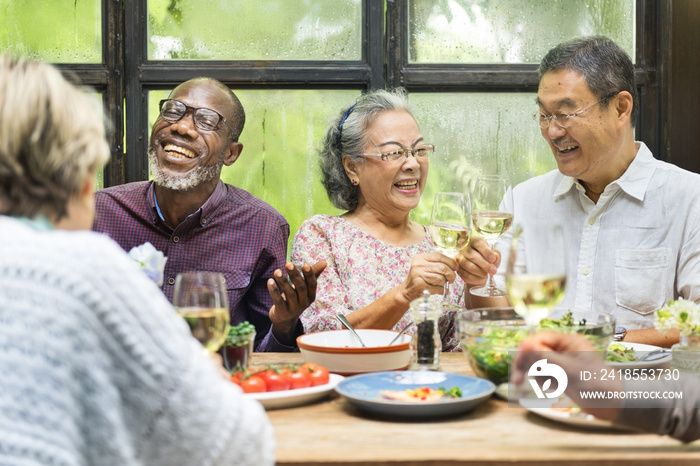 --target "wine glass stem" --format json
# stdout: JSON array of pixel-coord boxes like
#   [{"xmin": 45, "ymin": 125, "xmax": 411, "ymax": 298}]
[
  {"xmin": 442, "ymin": 282, "xmax": 450, "ymax": 301},
  {"xmin": 485, "ymin": 240, "xmax": 498, "ymax": 293}
]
